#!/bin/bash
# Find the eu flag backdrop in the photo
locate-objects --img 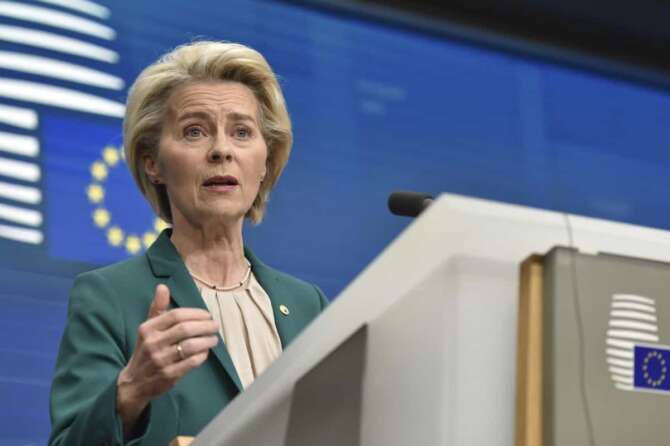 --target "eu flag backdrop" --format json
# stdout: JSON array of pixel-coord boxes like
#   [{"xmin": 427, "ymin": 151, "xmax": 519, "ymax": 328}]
[{"xmin": 43, "ymin": 113, "xmax": 160, "ymax": 264}]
